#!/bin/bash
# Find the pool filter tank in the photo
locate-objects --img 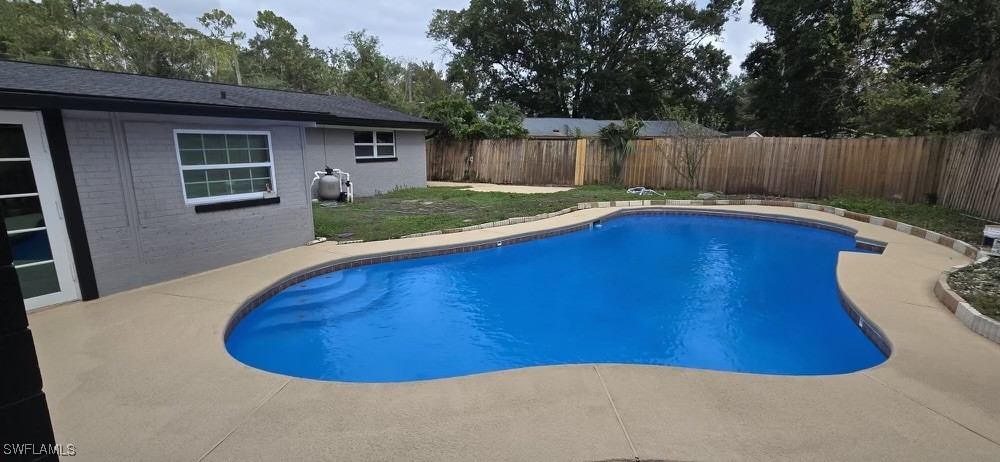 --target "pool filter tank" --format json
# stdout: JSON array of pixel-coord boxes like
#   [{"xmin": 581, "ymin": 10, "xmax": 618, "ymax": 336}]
[{"xmin": 314, "ymin": 168, "xmax": 354, "ymax": 202}]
